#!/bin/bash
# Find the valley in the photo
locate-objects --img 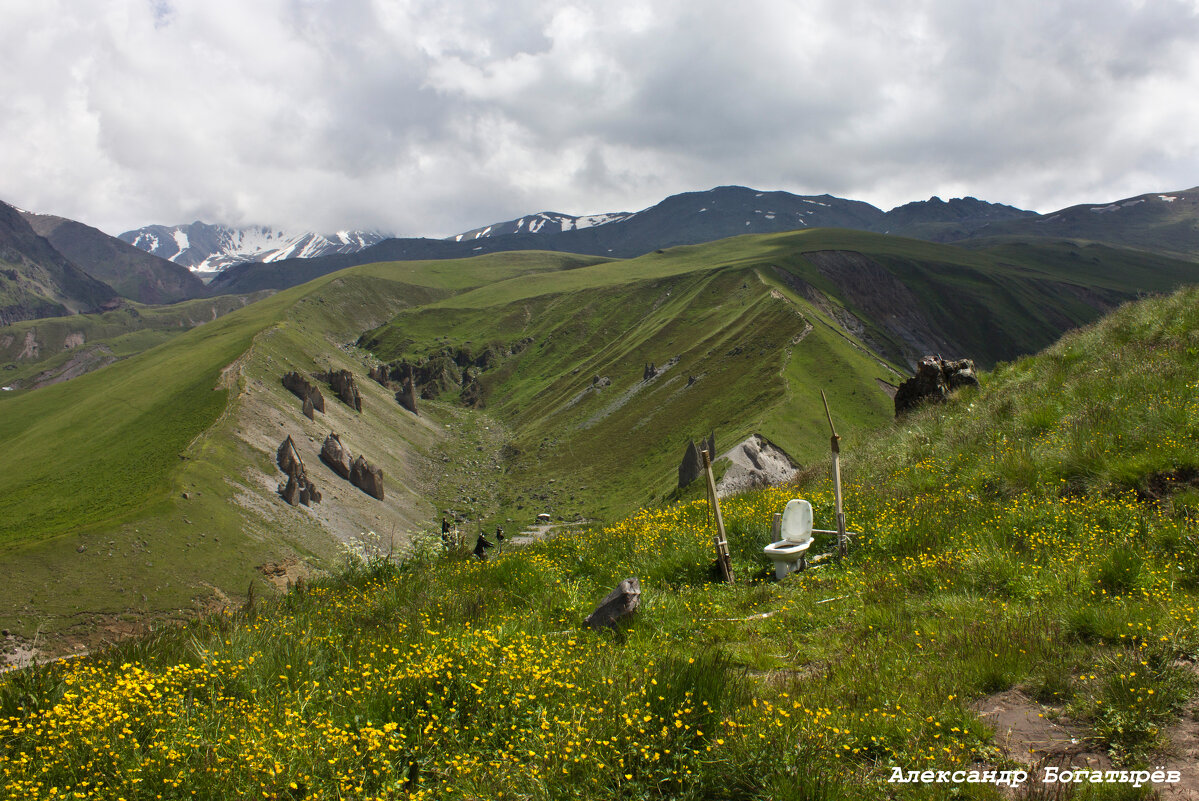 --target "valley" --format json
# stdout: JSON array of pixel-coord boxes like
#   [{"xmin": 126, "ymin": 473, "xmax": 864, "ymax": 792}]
[{"xmin": 3, "ymin": 216, "xmax": 1199, "ymax": 645}]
